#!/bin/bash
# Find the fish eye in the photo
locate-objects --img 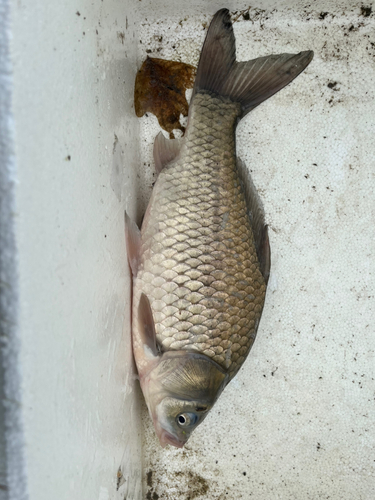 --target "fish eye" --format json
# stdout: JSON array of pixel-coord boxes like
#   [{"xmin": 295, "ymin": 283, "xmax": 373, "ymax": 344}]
[{"xmin": 176, "ymin": 412, "xmax": 198, "ymax": 427}]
